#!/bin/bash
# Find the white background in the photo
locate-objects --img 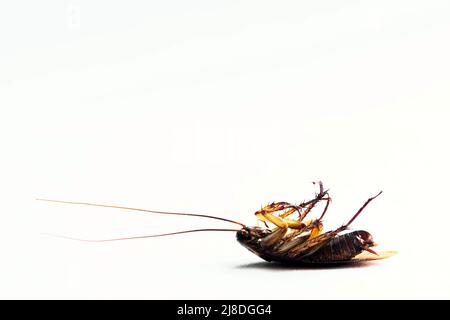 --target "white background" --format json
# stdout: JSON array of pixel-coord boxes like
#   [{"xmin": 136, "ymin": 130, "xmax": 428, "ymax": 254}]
[{"xmin": 1, "ymin": 0, "xmax": 449, "ymax": 299}]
